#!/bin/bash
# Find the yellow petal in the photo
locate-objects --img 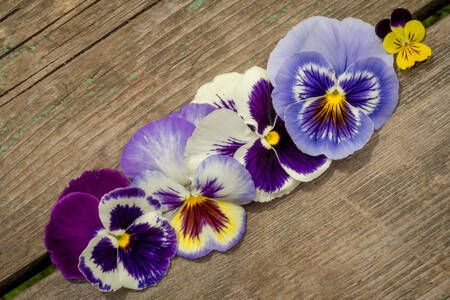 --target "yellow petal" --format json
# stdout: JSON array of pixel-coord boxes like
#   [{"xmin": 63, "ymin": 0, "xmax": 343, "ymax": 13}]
[
  {"xmin": 395, "ymin": 43, "xmax": 431, "ymax": 70},
  {"xmin": 383, "ymin": 32, "xmax": 403, "ymax": 54},
  {"xmin": 404, "ymin": 20, "xmax": 426, "ymax": 42},
  {"xmin": 409, "ymin": 42, "xmax": 432, "ymax": 62},
  {"xmin": 390, "ymin": 25, "xmax": 404, "ymax": 37},
  {"xmin": 396, "ymin": 47, "xmax": 415, "ymax": 70}
]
